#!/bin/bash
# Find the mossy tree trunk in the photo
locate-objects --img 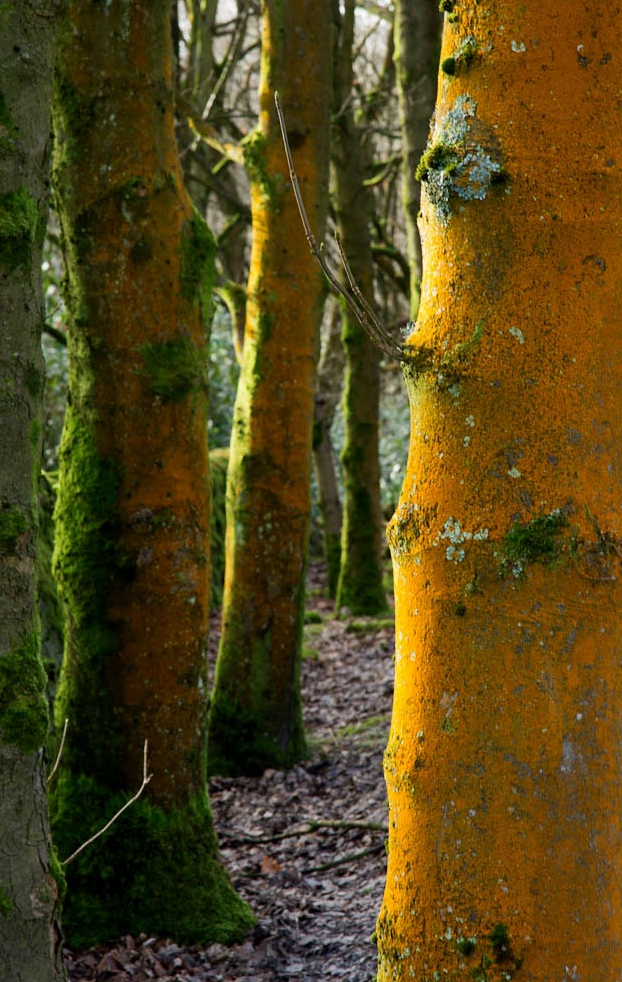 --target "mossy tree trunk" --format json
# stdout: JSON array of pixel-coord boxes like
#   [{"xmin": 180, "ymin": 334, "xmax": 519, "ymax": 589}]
[
  {"xmin": 331, "ymin": 0, "xmax": 388, "ymax": 616},
  {"xmin": 394, "ymin": 0, "xmax": 442, "ymax": 317},
  {"xmin": 49, "ymin": 0, "xmax": 252, "ymax": 948},
  {"xmin": 207, "ymin": 0, "xmax": 331, "ymax": 776},
  {"xmin": 313, "ymin": 297, "xmax": 344, "ymax": 599},
  {"xmin": 378, "ymin": 2, "xmax": 622, "ymax": 978},
  {"xmin": 0, "ymin": 4, "xmax": 65, "ymax": 980}
]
